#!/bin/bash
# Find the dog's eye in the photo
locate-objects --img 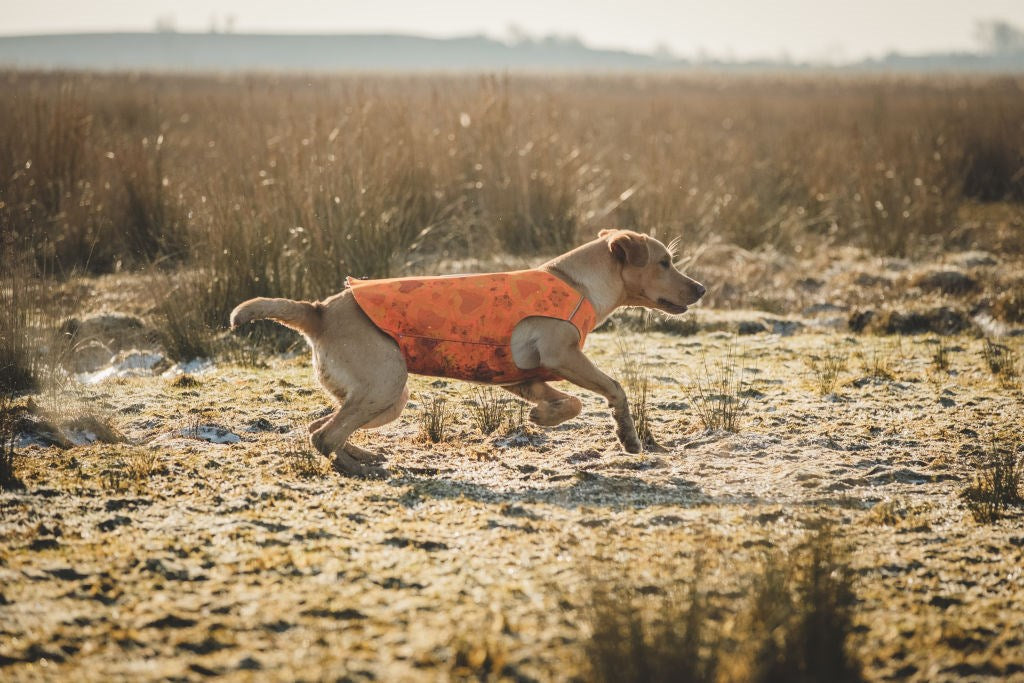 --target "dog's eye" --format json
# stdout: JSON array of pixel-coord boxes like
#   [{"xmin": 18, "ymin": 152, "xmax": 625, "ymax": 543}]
[{"xmin": 660, "ymin": 259, "xmax": 671, "ymax": 269}]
